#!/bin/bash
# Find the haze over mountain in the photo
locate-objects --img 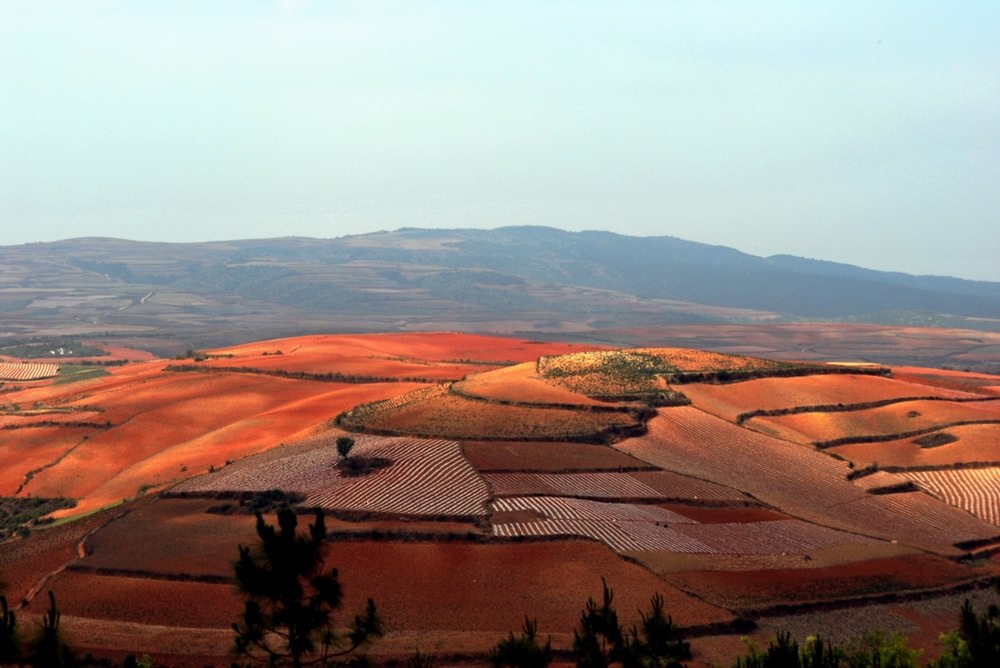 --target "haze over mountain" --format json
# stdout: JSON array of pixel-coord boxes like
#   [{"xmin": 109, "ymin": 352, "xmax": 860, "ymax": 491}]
[{"xmin": 2, "ymin": 228, "xmax": 998, "ymax": 361}]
